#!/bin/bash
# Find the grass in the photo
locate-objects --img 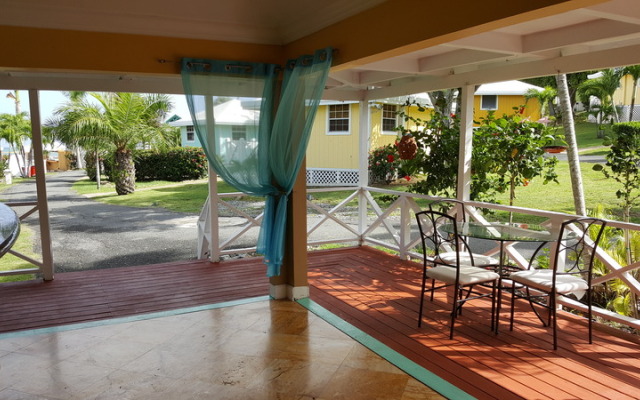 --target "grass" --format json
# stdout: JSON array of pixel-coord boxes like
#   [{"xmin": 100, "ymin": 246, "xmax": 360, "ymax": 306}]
[
  {"xmin": 0, "ymin": 225, "xmax": 38, "ymax": 282},
  {"xmin": 73, "ymin": 177, "xmax": 259, "ymax": 213},
  {"xmin": 565, "ymin": 121, "xmax": 609, "ymax": 149}
]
